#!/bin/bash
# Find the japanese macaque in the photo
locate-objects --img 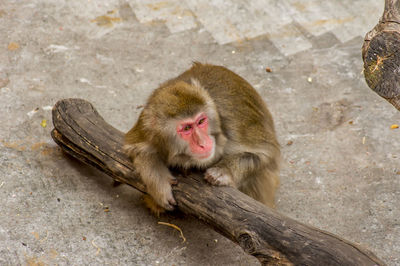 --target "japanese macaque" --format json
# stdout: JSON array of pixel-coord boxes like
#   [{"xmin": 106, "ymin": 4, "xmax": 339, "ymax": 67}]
[{"xmin": 124, "ymin": 62, "xmax": 280, "ymax": 214}]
